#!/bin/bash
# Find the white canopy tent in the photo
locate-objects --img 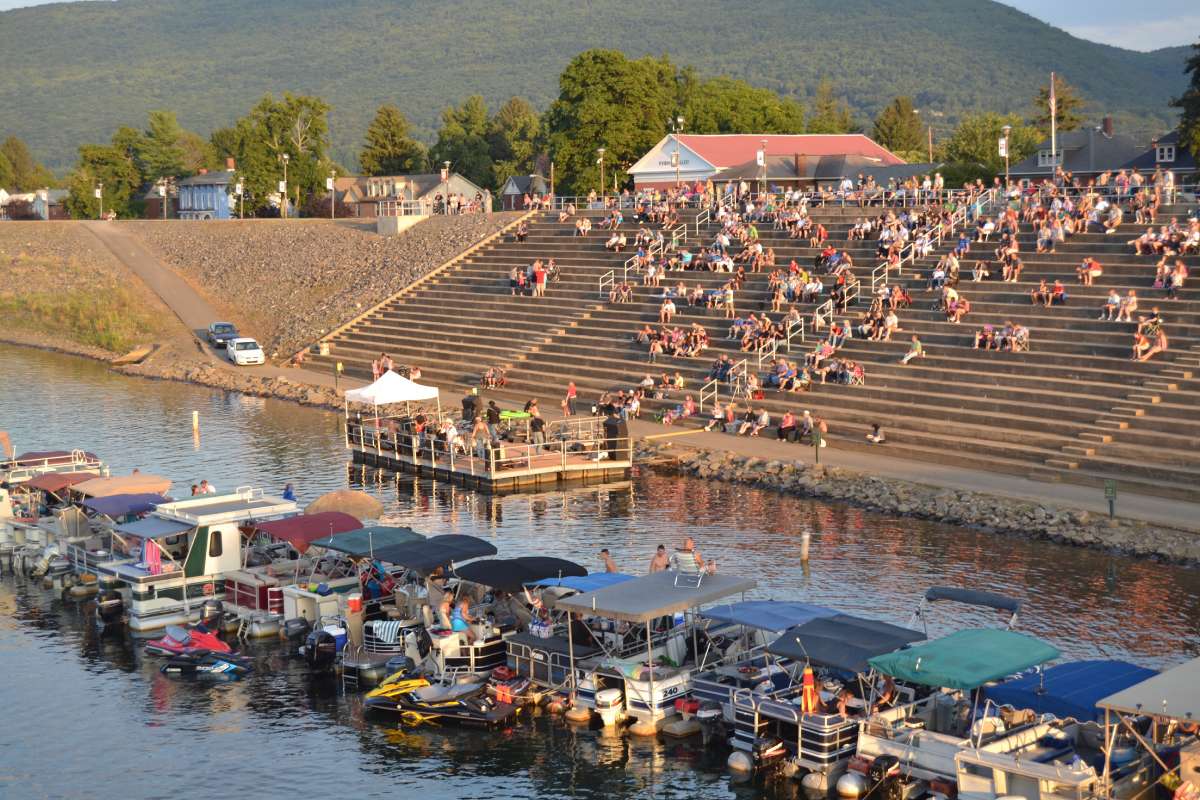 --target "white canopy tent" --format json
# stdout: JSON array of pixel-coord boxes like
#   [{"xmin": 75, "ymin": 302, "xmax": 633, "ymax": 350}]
[{"xmin": 345, "ymin": 370, "xmax": 439, "ymax": 405}]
